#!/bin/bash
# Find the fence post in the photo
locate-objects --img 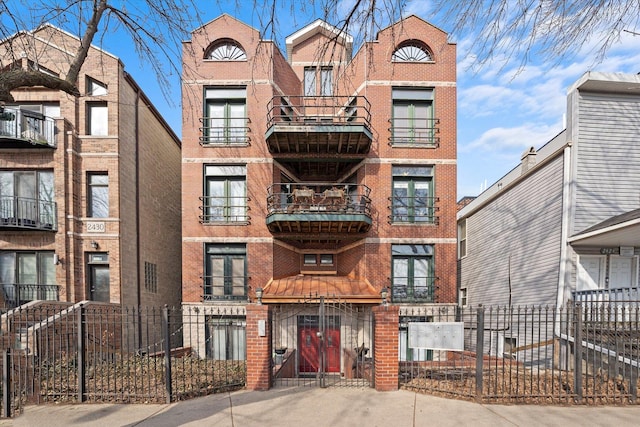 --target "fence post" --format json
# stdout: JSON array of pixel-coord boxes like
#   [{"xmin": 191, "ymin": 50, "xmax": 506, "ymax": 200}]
[
  {"xmin": 163, "ymin": 305, "xmax": 172, "ymax": 403},
  {"xmin": 77, "ymin": 304, "xmax": 86, "ymax": 403},
  {"xmin": 2, "ymin": 348, "xmax": 11, "ymax": 418},
  {"xmin": 475, "ymin": 306, "xmax": 484, "ymax": 402},
  {"xmin": 573, "ymin": 302, "xmax": 583, "ymax": 403}
]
